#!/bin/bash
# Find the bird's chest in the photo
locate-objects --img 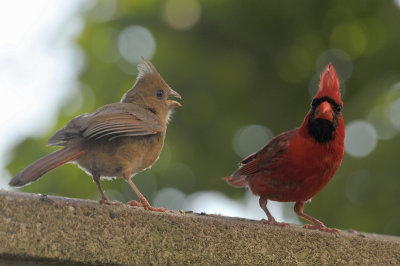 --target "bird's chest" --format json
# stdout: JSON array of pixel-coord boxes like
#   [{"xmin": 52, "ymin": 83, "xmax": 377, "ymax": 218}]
[
  {"xmin": 281, "ymin": 143, "xmax": 342, "ymax": 200},
  {"xmin": 117, "ymin": 135, "xmax": 164, "ymax": 170},
  {"xmin": 288, "ymin": 142, "xmax": 341, "ymax": 182},
  {"xmin": 248, "ymin": 142, "xmax": 342, "ymax": 202},
  {"xmin": 76, "ymin": 134, "xmax": 164, "ymax": 178}
]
